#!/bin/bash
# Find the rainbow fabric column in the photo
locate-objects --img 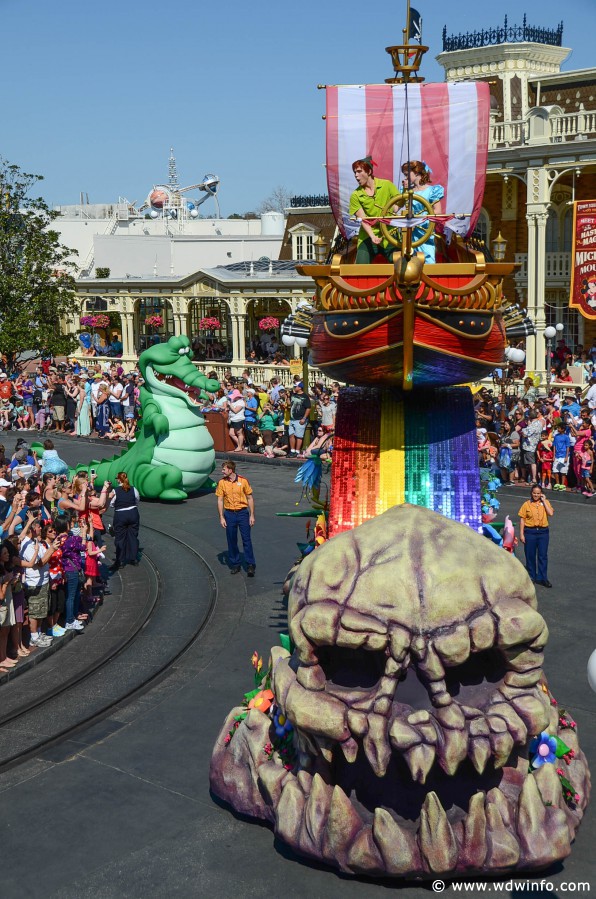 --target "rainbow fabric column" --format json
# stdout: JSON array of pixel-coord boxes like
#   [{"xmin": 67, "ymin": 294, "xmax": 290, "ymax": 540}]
[{"xmin": 328, "ymin": 386, "xmax": 480, "ymax": 537}]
